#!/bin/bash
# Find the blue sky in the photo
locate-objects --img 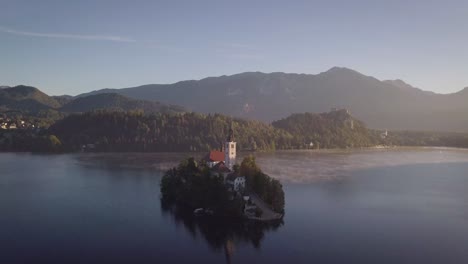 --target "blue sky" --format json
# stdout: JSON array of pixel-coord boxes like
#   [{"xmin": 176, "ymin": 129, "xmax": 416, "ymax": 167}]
[{"xmin": 1, "ymin": 0, "xmax": 467, "ymax": 95}]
